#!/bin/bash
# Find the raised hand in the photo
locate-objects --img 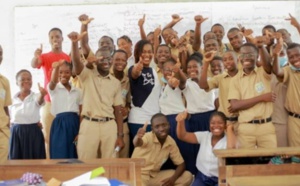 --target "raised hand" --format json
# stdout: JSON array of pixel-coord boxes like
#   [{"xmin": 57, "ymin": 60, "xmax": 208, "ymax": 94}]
[
  {"xmin": 194, "ymin": 15, "xmax": 208, "ymax": 25},
  {"xmin": 172, "ymin": 59, "xmax": 181, "ymax": 73},
  {"xmin": 273, "ymin": 33, "xmax": 283, "ymax": 56},
  {"xmin": 34, "ymin": 44, "xmax": 43, "ymax": 58},
  {"xmin": 79, "ymin": 14, "xmax": 94, "ymax": 25},
  {"xmin": 285, "ymin": 13, "xmax": 300, "ymax": 28},
  {"xmin": 136, "ymin": 121, "xmax": 148, "ymax": 139},
  {"xmin": 154, "ymin": 25, "xmax": 162, "ymax": 37},
  {"xmin": 176, "ymin": 110, "xmax": 188, "ymax": 122},
  {"xmin": 237, "ymin": 23, "xmax": 245, "ymax": 33},
  {"xmin": 203, "ymin": 50, "xmax": 217, "ymax": 63},
  {"xmin": 167, "ymin": 72, "xmax": 180, "ymax": 88},
  {"xmin": 51, "ymin": 59, "xmax": 65, "ymax": 68},
  {"xmin": 135, "ymin": 57, "xmax": 144, "ymax": 72},
  {"xmin": 254, "ymin": 36, "xmax": 268, "ymax": 48},
  {"xmin": 171, "ymin": 14, "xmax": 183, "ymax": 24},
  {"xmin": 67, "ymin": 31, "xmax": 87, "ymax": 43},
  {"xmin": 138, "ymin": 14, "xmax": 145, "ymax": 27},
  {"xmin": 38, "ymin": 83, "xmax": 47, "ymax": 97}
]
